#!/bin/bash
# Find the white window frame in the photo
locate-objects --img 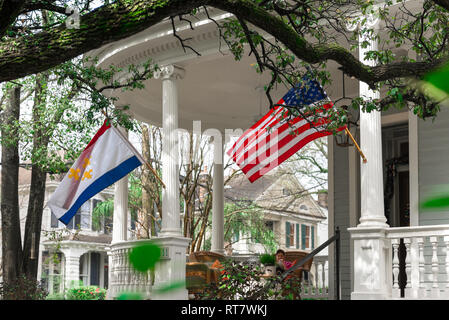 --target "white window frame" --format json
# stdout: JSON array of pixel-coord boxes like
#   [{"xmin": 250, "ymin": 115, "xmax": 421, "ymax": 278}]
[
  {"xmin": 50, "ymin": 197, "xmax": 105, "ymax": 232},
  {"xmin": 79, "ymin": 251, "xmax": 108, "ymax": 288},
  {"xmin": 286, "ymin": 222, "xmax": 295, "ymax": 249},
  {"xmin": 41, "ymin": 251, "xmax": 65, "ymax": 294},
  {"xmin": 301, "ymin": 223, "xmax": 316, "ymax": 251}
]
